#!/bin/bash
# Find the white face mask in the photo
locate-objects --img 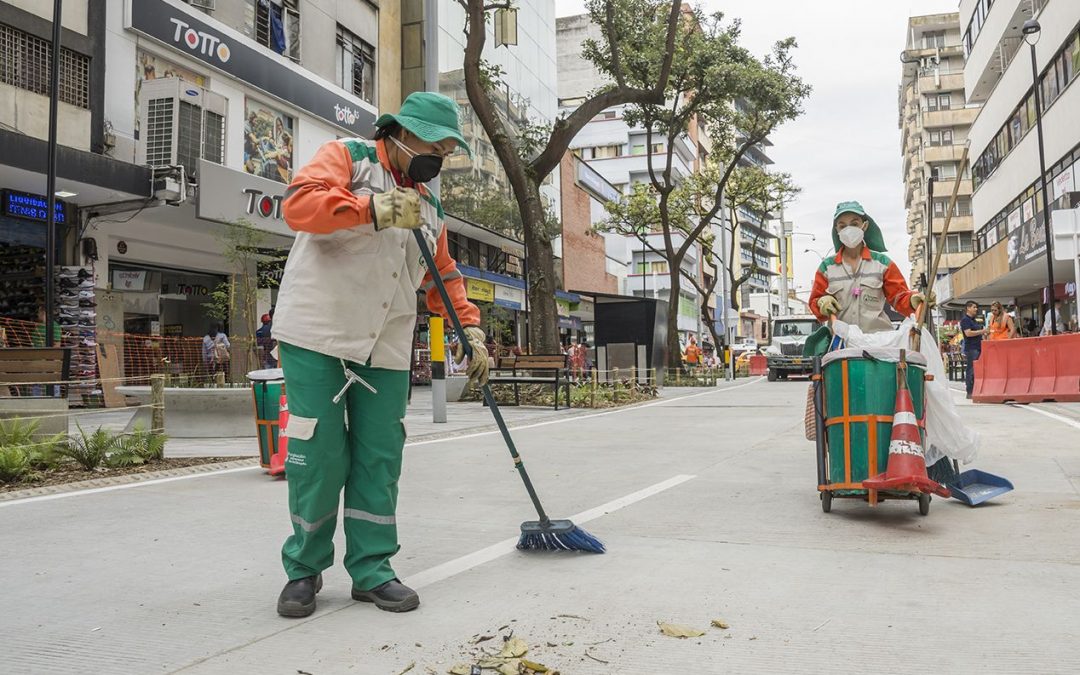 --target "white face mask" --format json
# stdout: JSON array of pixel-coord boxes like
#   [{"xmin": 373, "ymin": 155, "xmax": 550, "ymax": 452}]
[{"xmin": 838, "ymin": 225, "xmax": 865, "ymax": 248}]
